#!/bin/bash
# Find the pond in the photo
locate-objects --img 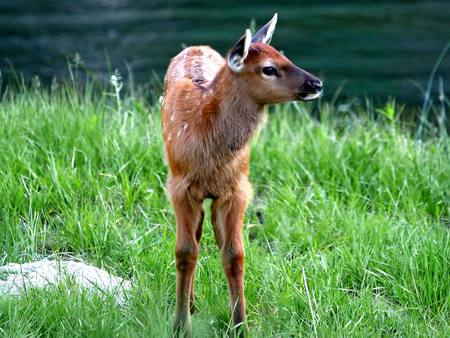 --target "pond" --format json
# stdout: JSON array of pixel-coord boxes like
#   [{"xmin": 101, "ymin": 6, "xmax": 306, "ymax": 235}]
[{"xmin": 1, "ymin": 0, "xmax": 449, "ymax": 104}]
